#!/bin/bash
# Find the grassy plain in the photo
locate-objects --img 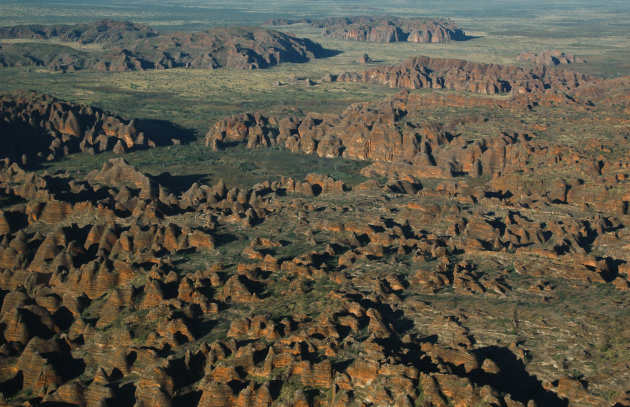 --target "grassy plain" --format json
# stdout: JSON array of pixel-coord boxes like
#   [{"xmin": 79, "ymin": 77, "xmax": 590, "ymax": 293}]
[{"xmin": 38, "ymin": 145, "xmax": 371, "ymax": 190}]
